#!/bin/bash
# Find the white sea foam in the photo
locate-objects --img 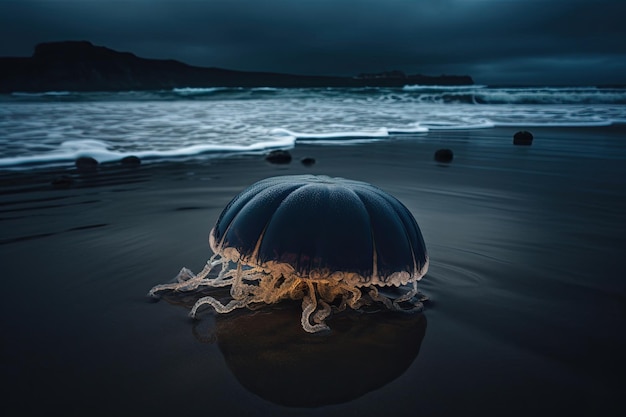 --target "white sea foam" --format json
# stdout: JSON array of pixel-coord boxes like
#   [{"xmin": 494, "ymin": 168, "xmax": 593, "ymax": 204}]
[
  {"xmin": 422, "ymin": 120, "xmax": 497, "ymax": 130},
  {"xmin": 388, "ymin": 123, "xmax": 430, "ymax": 133},
  {"xmin": 473, "ymin": 87, "xmax": 626, "ymax": 105},
  {"xmin": 272, "ymin": 127, "xmax": 390, "ymax": 139},
  {"xmin": 1, "ymin": 86, "xmax": 624, "ymax": 170},
  {"xmin": 403, "ymin": 84, "xmax": 488, "ymax": 91},
  {"xmin": 0, "ymin": 136, "xmax": 295, "ymax": 168},
  {"xmin": 401, "ymin": 85, "xmax": 626, "ymax": 105},
  {"xmin": 172, "ymin": 87, "xmax": 228, "ymax": 96}
]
